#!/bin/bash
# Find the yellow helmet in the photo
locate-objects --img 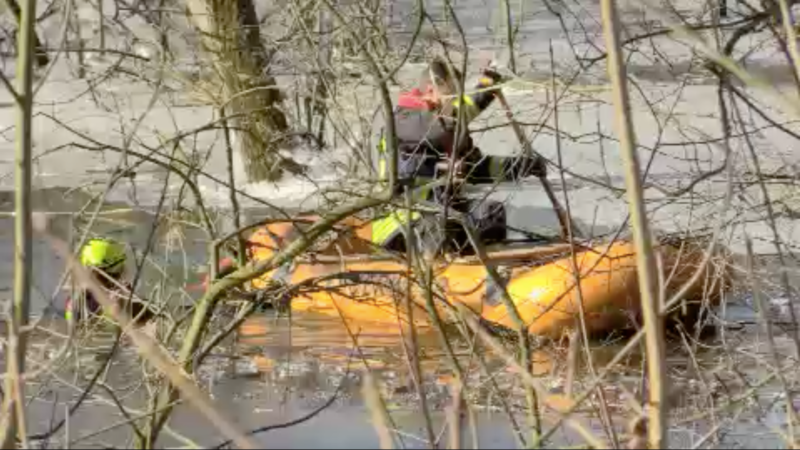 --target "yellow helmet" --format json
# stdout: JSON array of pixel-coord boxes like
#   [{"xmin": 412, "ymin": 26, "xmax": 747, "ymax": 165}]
[{"xmin": 79, "ymin": 238, "xmax": 126, "ymax": 276}]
